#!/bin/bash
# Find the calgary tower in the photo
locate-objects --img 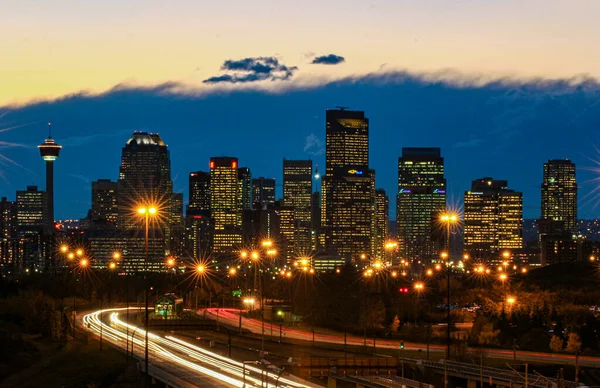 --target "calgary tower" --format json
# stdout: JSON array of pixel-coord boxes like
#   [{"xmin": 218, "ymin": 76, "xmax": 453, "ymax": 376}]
[{"xmin": 38, "ymin": 123, "xmax": 62, "ymax": 233}]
